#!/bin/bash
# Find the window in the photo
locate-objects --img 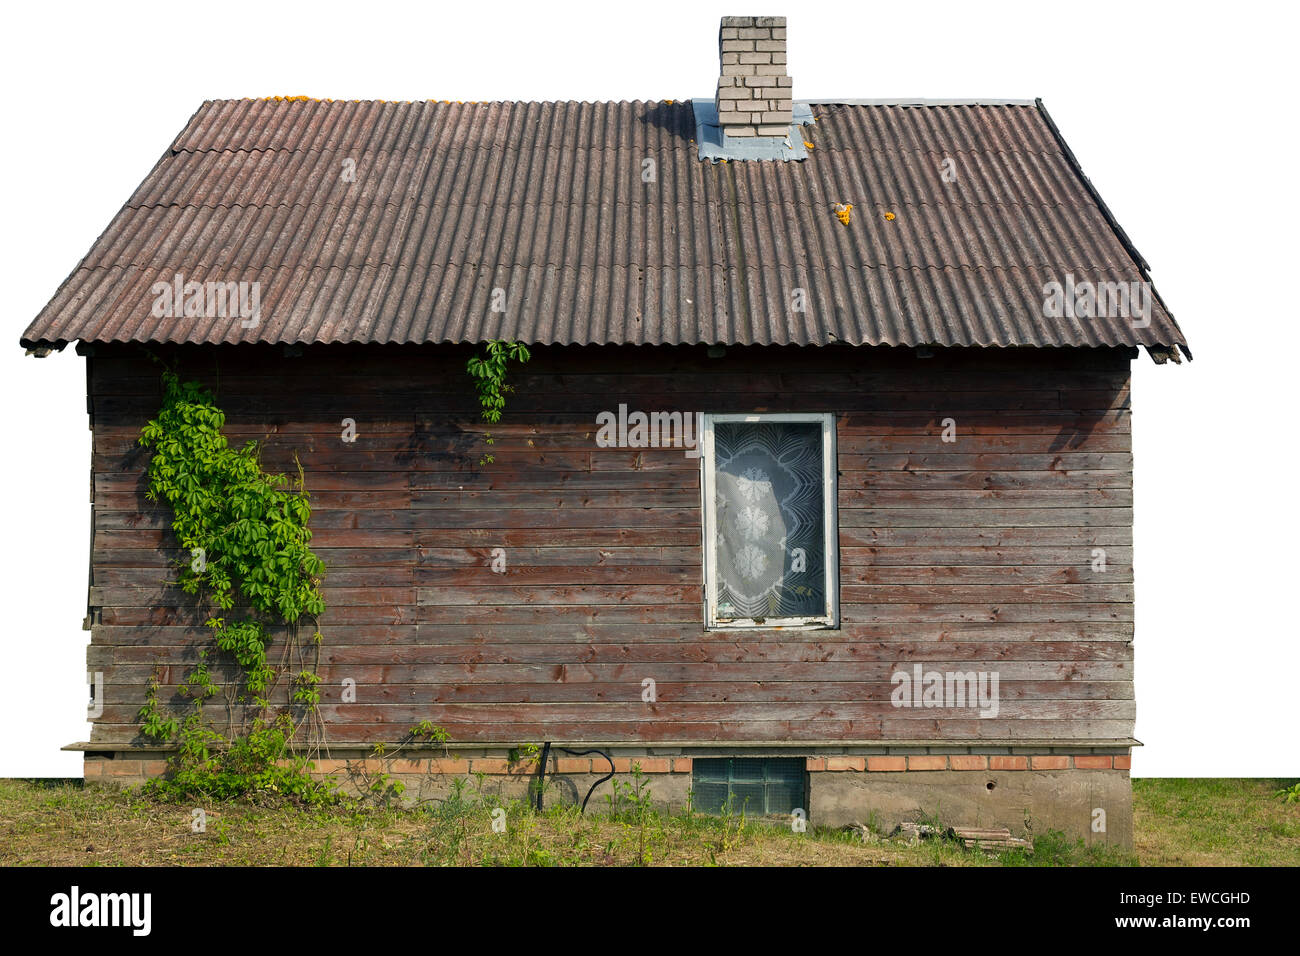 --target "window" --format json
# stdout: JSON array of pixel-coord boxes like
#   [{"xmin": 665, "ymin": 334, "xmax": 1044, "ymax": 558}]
[
  {"xmin": 692, "ymin": 758, "xmax": 807, "ymax": 816},
  {"xmin": 700, "ymin": 413, "xmax": 838, "ymax": 628}
]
